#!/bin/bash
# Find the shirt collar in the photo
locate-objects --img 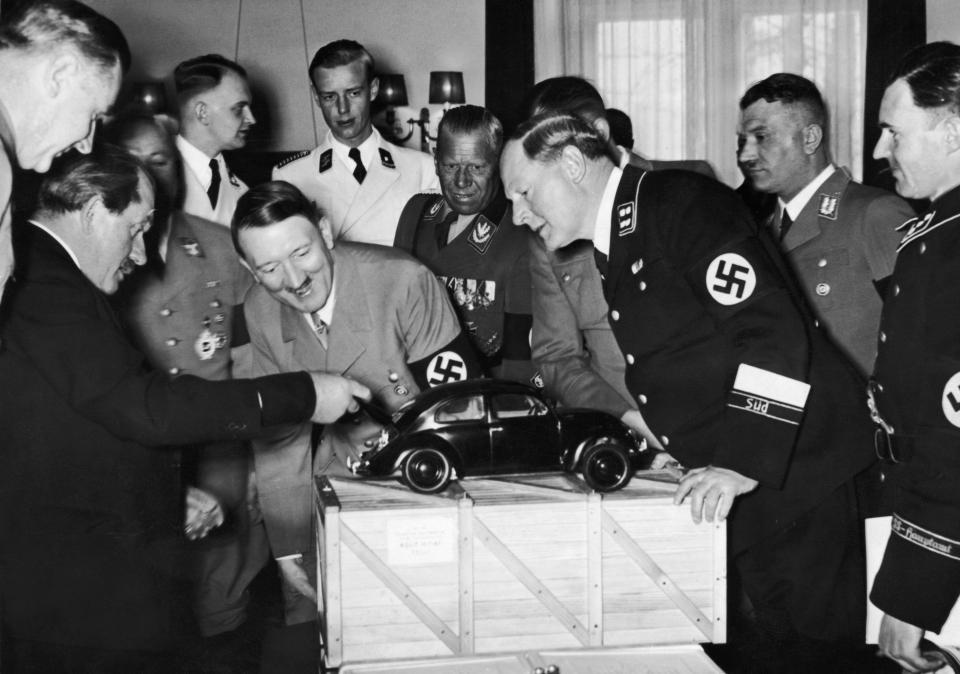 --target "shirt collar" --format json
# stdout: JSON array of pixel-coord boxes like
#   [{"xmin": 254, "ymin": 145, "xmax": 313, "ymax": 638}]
[
  {"xmin": 303, "ymin": 277, "xmax": 337, "ymax": 331},
  {"xmin": 176, "ymin": 134, "xmax": 221, "ymax": 189},
  {"xmin": 329, "ymin": 127, "xmax": 379, "ymax": 172},
  {"xmin": 592, "ymin": 166, "xmax": 623, "ymax": 257},
  {"xmin": 780, "ymin": 164, "xmax": 836, "ymax": 221},
  {"xmin": 29, "ymin": 219, "xmax": 80, "ymax": 268}
]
